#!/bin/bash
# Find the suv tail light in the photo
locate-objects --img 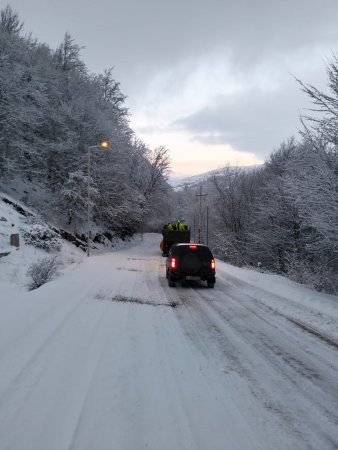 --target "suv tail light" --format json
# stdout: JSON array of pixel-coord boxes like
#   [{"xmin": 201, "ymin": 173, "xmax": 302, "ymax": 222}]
[
  {"xmin": 211, "ymin": 259, "xmax": 215, "ymax": 270},
  {"xmin": 170, "ymin": 257, "xmax": 176, "ymax": 269}
]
